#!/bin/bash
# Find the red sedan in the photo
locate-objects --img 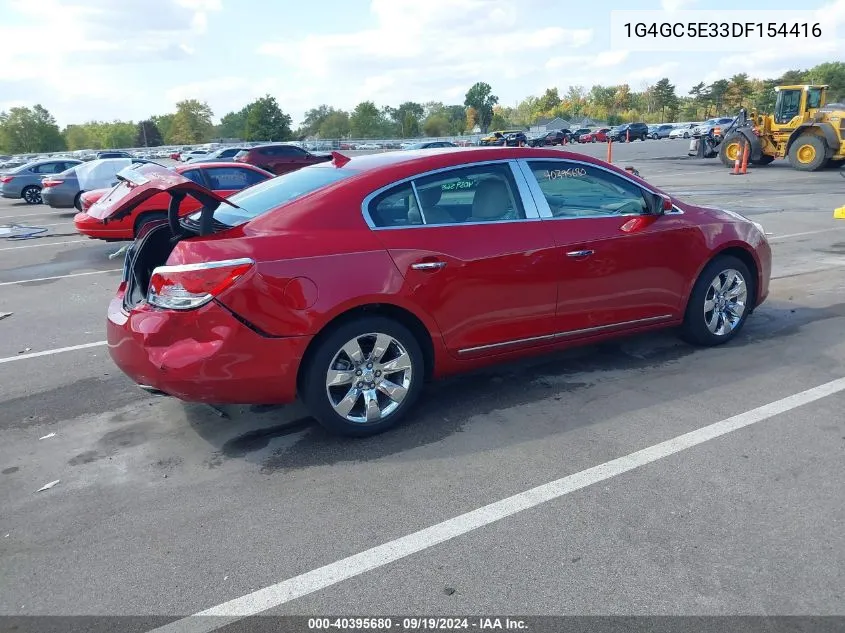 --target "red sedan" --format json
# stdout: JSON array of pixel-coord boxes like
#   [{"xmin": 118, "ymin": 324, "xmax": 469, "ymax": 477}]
[
  {"xmin": 102, "ymin": 149, "xmax": 771, "ymax": 437},
  {"xmin": 74, "ymin": 162, "xmax": 272, "ymax": 240},
  {"xmin": 579, "ymin": 128, "xmax": 611, "ymax": 143}
]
